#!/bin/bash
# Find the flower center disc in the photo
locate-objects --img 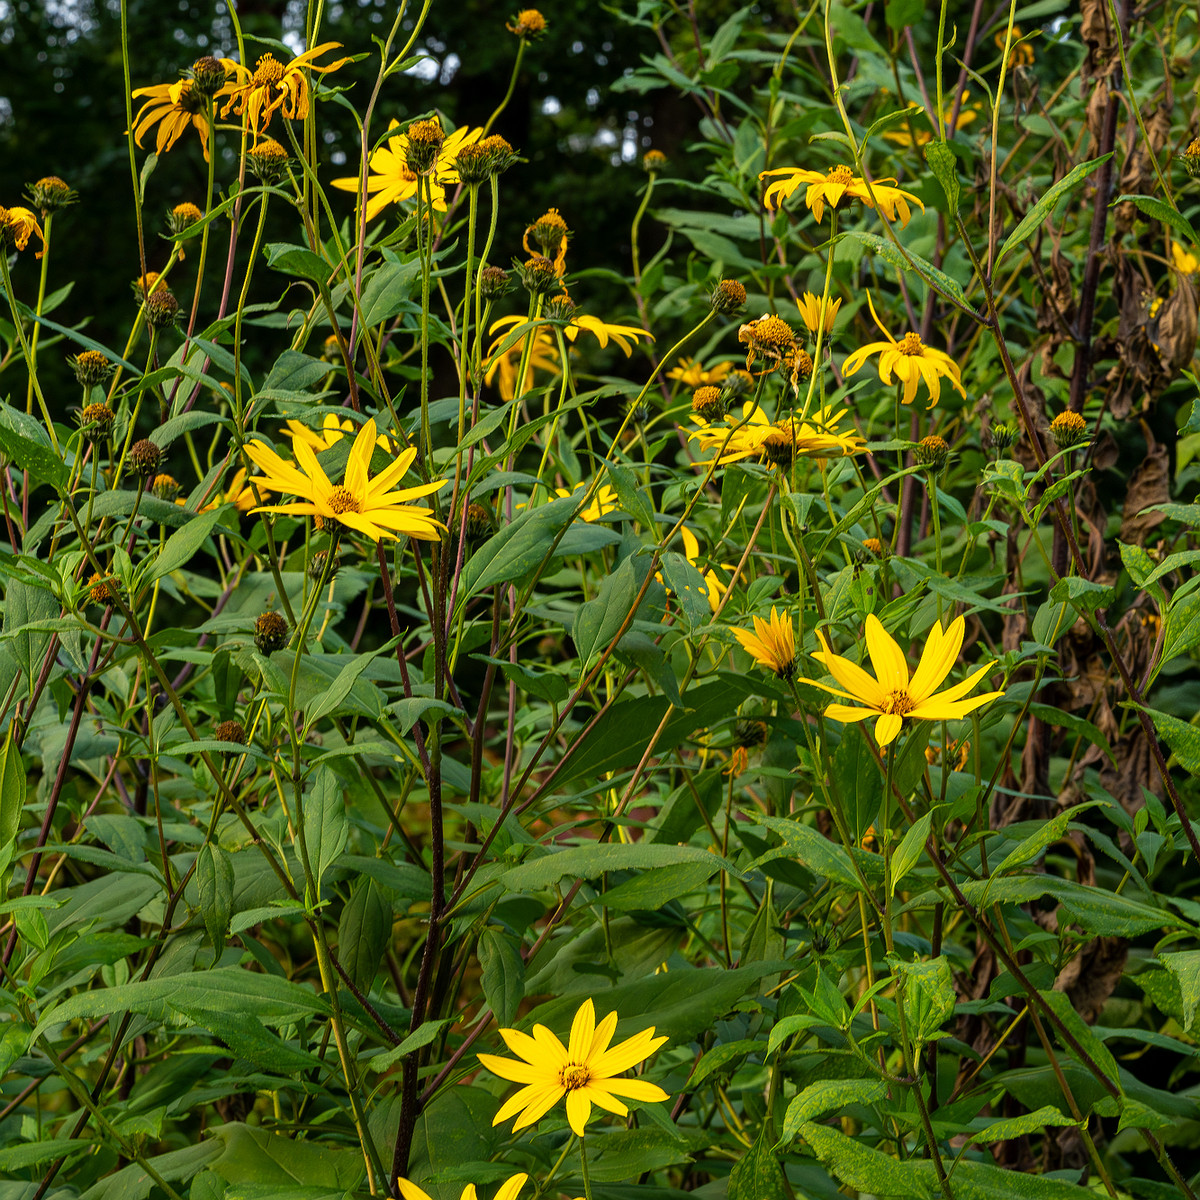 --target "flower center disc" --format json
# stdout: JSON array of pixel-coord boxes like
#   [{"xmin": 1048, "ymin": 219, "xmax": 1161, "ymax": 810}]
[
  {"xmin": 898, "ymin": 332, "xmax": 924, "ymax": 356},
  {"xmin": 252, "ymin": 55, "xmax": 286, "ymax": 87},
  {"xmin": 884, "ymin": 690, "xmax": 915, "ymax": 716},
  {"xmin": 328, "ymin": 487, "xmax": 361, "ymax": 516},
  {"xmin": 827, "ymin": 165, "xmax": 855, "ymax": 185},
  {"xmin": 560, "ymin": 1064, "xmax": 592, "ymax": 1091}
]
